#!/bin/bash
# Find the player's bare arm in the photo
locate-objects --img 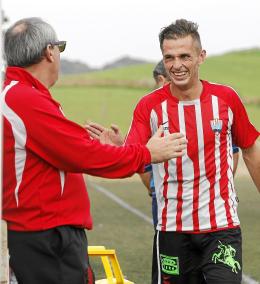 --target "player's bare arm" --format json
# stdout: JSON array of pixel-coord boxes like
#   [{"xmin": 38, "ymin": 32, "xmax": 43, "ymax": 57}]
[
  {"xmin": 242, "ymin": 137, "xmax": 260, "ymax": 193},
  {"xmin": 139, "ymin": 172, "xmax": 153, "ymax": 194},
  {"xmin": 233, "ymin": 152, "xmax": 239, "ymax": 176}
]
